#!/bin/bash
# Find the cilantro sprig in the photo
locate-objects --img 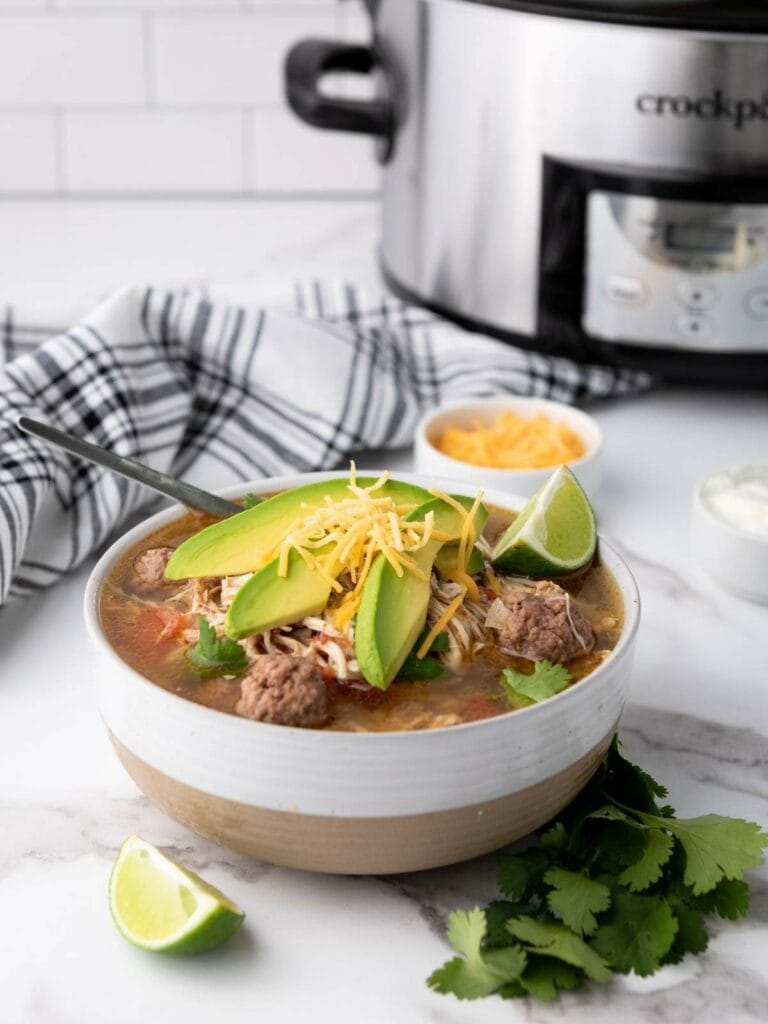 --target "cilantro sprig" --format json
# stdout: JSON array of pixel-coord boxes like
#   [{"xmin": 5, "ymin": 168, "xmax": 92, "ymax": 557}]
[
  {"xmin": 499, "ymin": 661, "xmax": 571, "ymax": 707},
  {"xmin": 186, "ymin": 616, "xmax": 248, "ymax": 676},
  {"xmin": 397, "ymin": 631, "xmax": 450, "ymax": 682},
  {"xmin": 427, "ymin": 737, "xmax": 767, "ymax": 1002}
]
